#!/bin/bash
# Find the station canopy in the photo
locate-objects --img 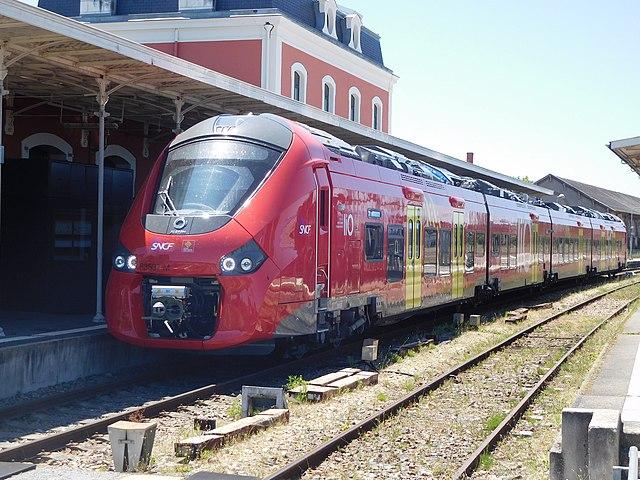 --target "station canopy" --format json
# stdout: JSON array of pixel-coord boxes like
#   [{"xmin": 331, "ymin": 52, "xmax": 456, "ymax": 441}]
[
  {"xmin": 0, "ymin": 0, "xmax": 552, "ymax": 196},
  {"xmin": 609, "ymin": 136, "xmax": 640, "ymax": 178}
]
